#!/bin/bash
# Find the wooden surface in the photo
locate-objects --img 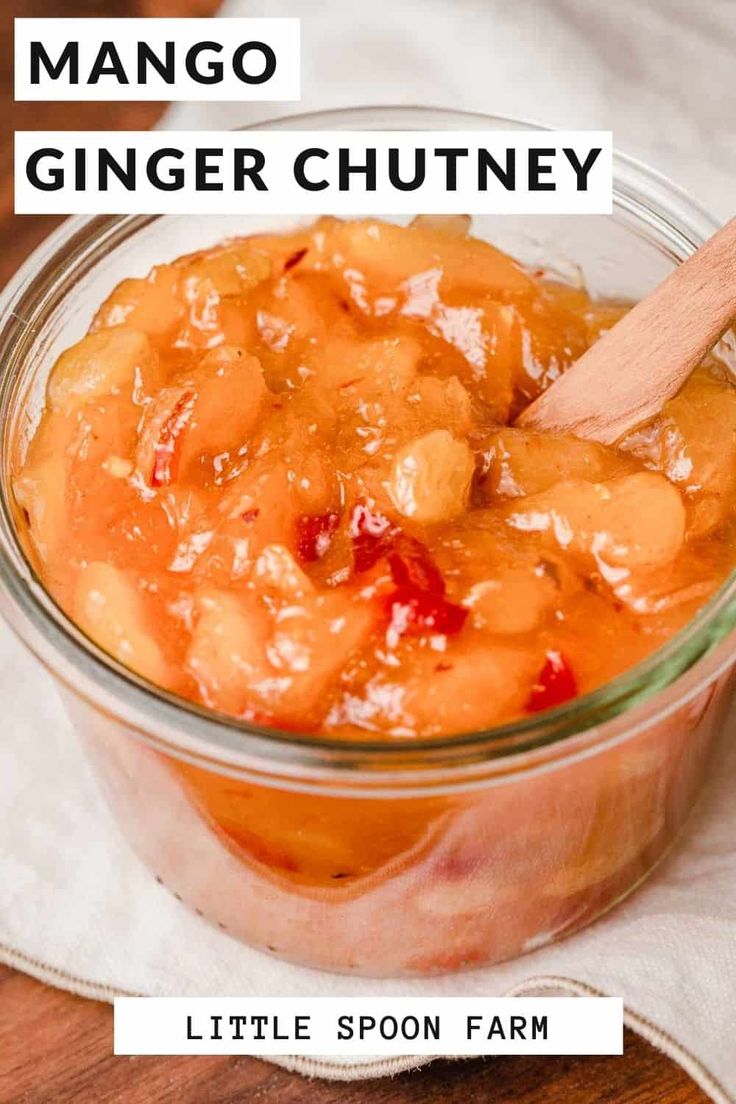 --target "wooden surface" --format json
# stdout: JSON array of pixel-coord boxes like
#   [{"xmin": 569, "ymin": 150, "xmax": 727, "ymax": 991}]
[
  {"xmin": 0, "ymin": 1, "xmax": 710, "ymax": 1102},
  {"xmin": 0, "ymin": 966, "xmax": 709, "ymax": 1104}
]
